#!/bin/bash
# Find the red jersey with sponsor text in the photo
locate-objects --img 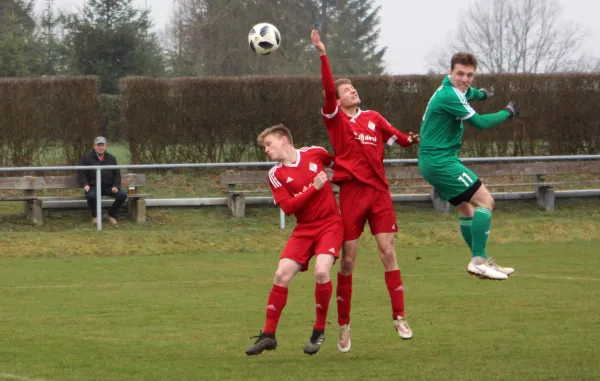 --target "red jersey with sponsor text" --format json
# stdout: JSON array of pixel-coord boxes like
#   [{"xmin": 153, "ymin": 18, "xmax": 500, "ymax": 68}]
[
  {"xmin": 319, "ymin": 55, "xmax": 413, "ymax": 192},
  {"xmin": 267, "ymin": 146, "xmax": 341, "ymax": 225}
]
